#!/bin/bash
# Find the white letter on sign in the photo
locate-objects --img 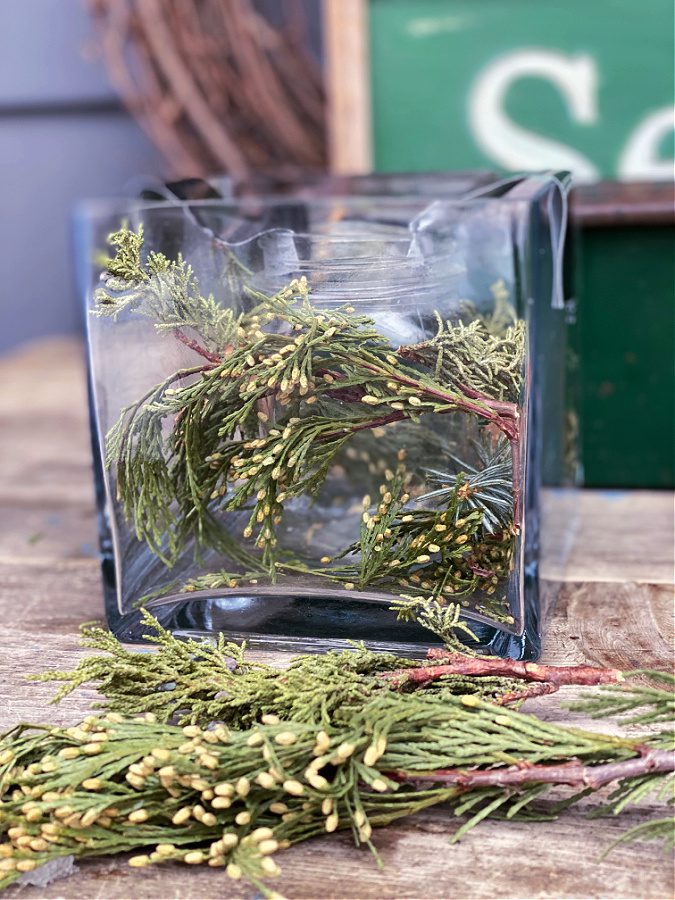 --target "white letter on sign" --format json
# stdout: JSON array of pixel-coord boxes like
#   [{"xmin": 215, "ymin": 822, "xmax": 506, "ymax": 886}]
[
  {"xmin": 469, "ymin": 49, "xmax": 600, "ymax": 182},
  {"xmin": 618, "ymin": 107, "xmax": 675, "ymax": 181}
]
